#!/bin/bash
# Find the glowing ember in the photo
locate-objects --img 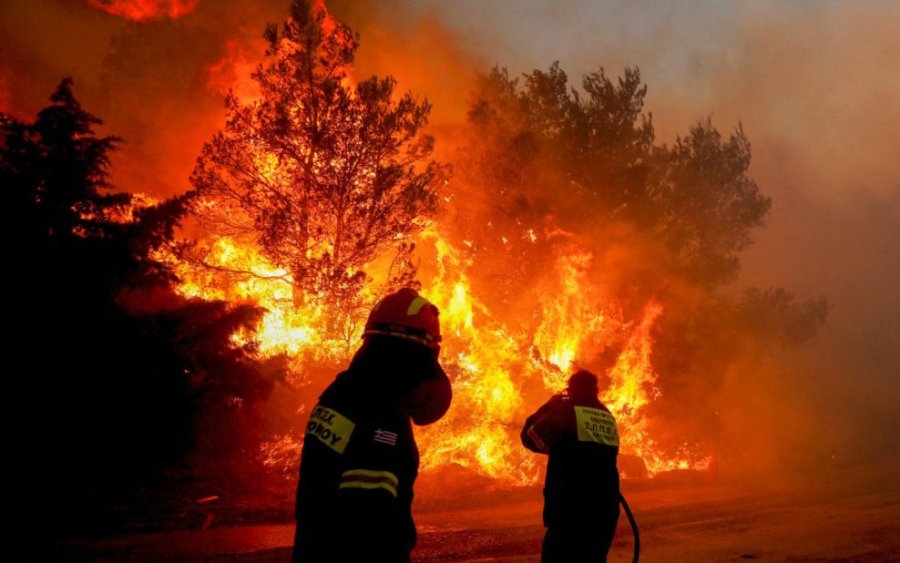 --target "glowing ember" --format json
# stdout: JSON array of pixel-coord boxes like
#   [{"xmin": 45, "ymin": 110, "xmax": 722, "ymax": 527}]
[{"xmin": 87, "ymin": 0, "xmax": 200, "ymax": 21}]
